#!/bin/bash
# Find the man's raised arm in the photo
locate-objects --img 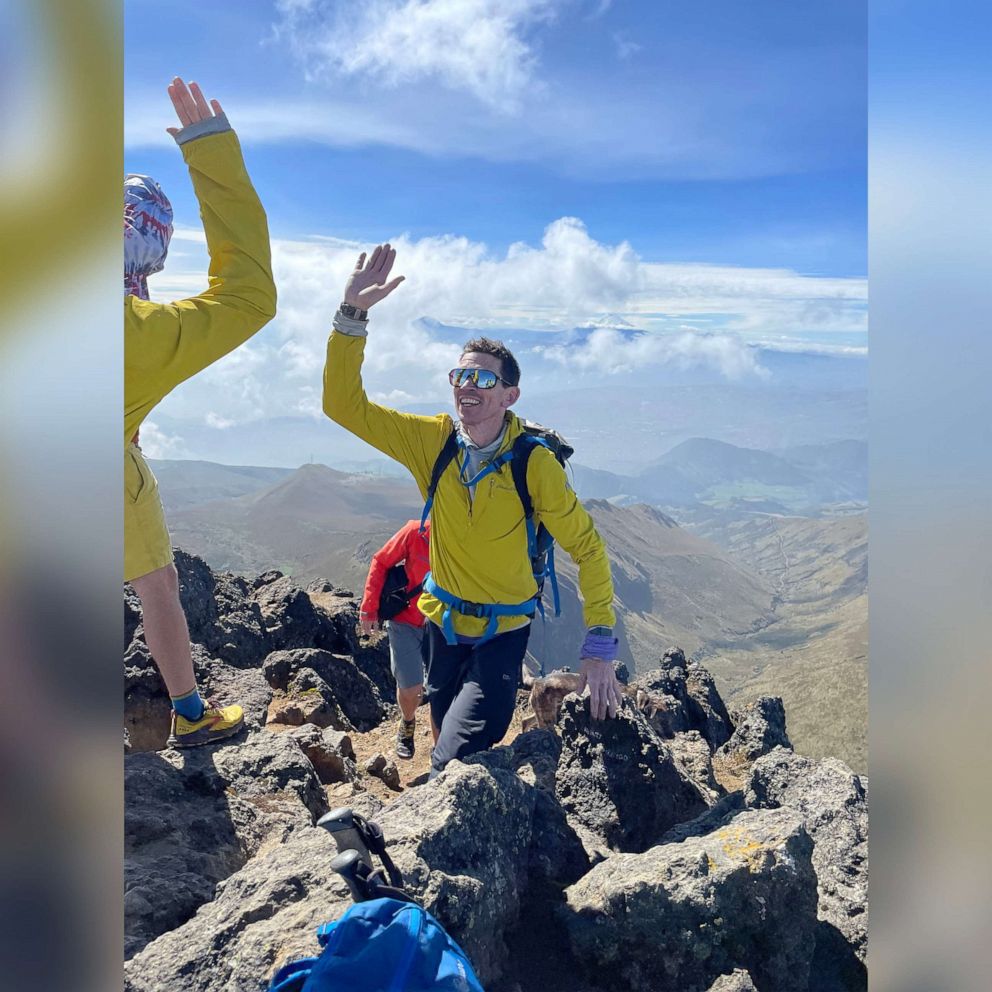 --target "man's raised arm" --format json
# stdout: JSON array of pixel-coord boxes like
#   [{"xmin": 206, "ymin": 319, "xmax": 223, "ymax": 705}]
[
  {"xmin": 322, "ymin": 246, "xmax": 445, "ymax": 484},
  {"xmin": 125, "ymin": 78, "xmax": 277, "ymax": 418}
]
